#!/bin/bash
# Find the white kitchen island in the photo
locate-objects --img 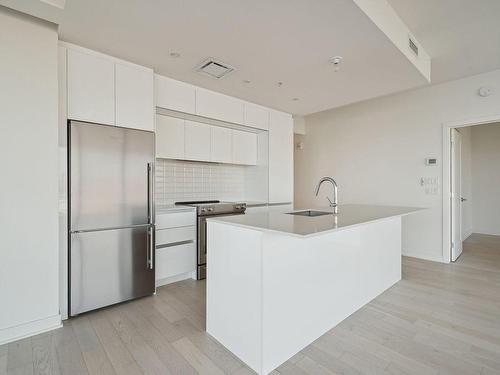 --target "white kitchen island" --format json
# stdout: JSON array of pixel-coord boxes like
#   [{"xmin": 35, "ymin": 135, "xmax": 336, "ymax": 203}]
[{"xmin": 206, "ymin": 204, "xmax": 422, "ymax": 375}]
